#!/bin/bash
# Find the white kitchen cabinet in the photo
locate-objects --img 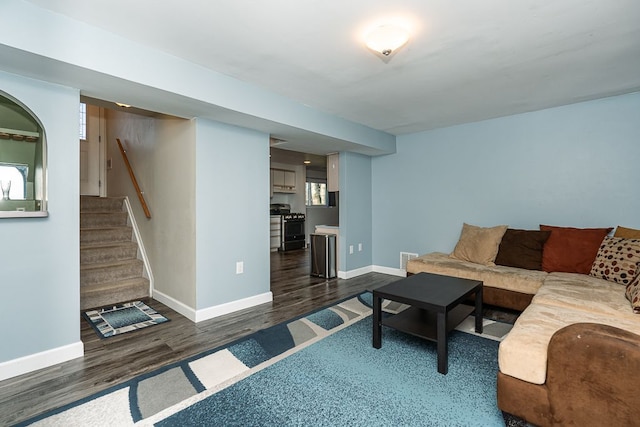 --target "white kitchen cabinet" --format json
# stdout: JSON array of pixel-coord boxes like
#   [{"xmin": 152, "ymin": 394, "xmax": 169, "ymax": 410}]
[
  {"xmin": 284, "ymin": 170, "xmax": 295, "ymax": 188},
  {"xmin": 272, "ymin": 169, "xmax": 284, "ymax": 187},
  {"xmin": 271, "ymin": 168, "xmax": 296, "ymax": 193},
  {"xmin": 327, "ymin": 153, "xmax": 339, "ymax": 192}
]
